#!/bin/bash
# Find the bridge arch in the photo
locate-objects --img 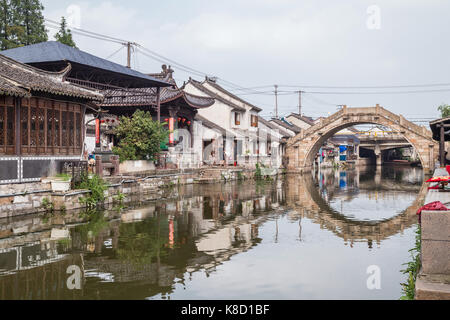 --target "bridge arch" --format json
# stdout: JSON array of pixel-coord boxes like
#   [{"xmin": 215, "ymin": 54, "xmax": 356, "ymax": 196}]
[{"xmin": 285, "ymin": 105, "xmax": 438, "ymax": 174}]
